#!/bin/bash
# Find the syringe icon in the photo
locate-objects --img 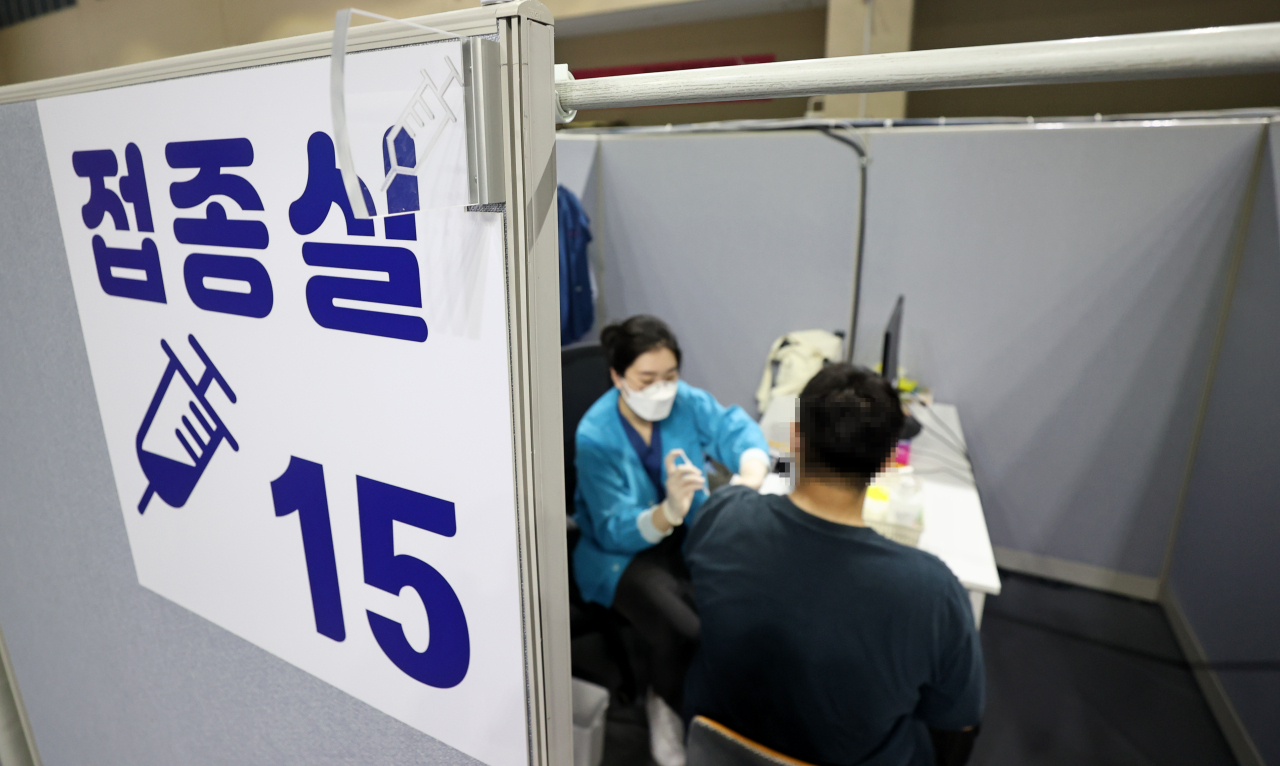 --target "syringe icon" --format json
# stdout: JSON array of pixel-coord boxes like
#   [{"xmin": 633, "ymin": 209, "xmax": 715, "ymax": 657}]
[
  {"xmin": 379, "ymin": 59, "xmax": 462, "ymax": 194},
  {"xmin": 136, "ymin": 335, "xmax": 238, "ymax": 514}
]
